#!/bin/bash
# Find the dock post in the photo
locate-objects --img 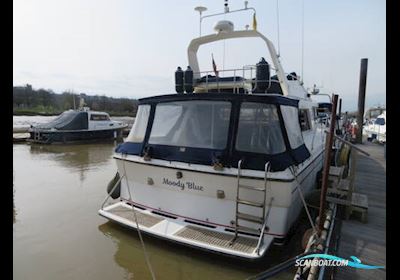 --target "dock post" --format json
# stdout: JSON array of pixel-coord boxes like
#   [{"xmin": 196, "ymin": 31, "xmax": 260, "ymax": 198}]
[
  {"xmin": 318, "ymin": 94, "xmax": 339, "ymax": 236},
  {"xmin": 356, "ymin": 58, "xmax": 368, "ymax": 144},
  {"xmin": 336, "ymin": 98, "xmax": 342, "ymax": 134}
]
